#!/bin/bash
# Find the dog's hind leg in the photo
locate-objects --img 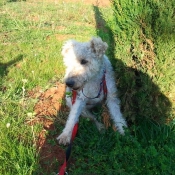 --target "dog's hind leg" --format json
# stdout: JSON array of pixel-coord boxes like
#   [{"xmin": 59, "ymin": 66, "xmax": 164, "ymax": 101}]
[{"xmin": 81, "ymin": 109, "xmax": 105, "ymax": 132}]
